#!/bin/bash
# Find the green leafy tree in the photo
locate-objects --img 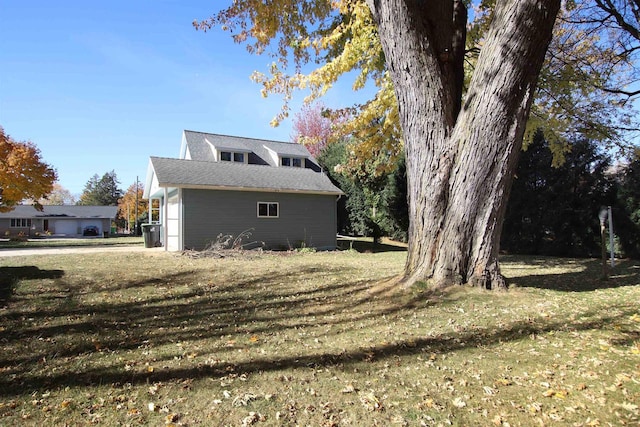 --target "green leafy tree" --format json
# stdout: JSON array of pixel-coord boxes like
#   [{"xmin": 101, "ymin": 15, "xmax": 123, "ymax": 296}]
[
  {"xmin": 78, "ymin": 171, "xmax": 123, "ymax": 206},
  {"xmin": 197, "ymin": 1, "xmax": 640, "ymax": 288}
]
